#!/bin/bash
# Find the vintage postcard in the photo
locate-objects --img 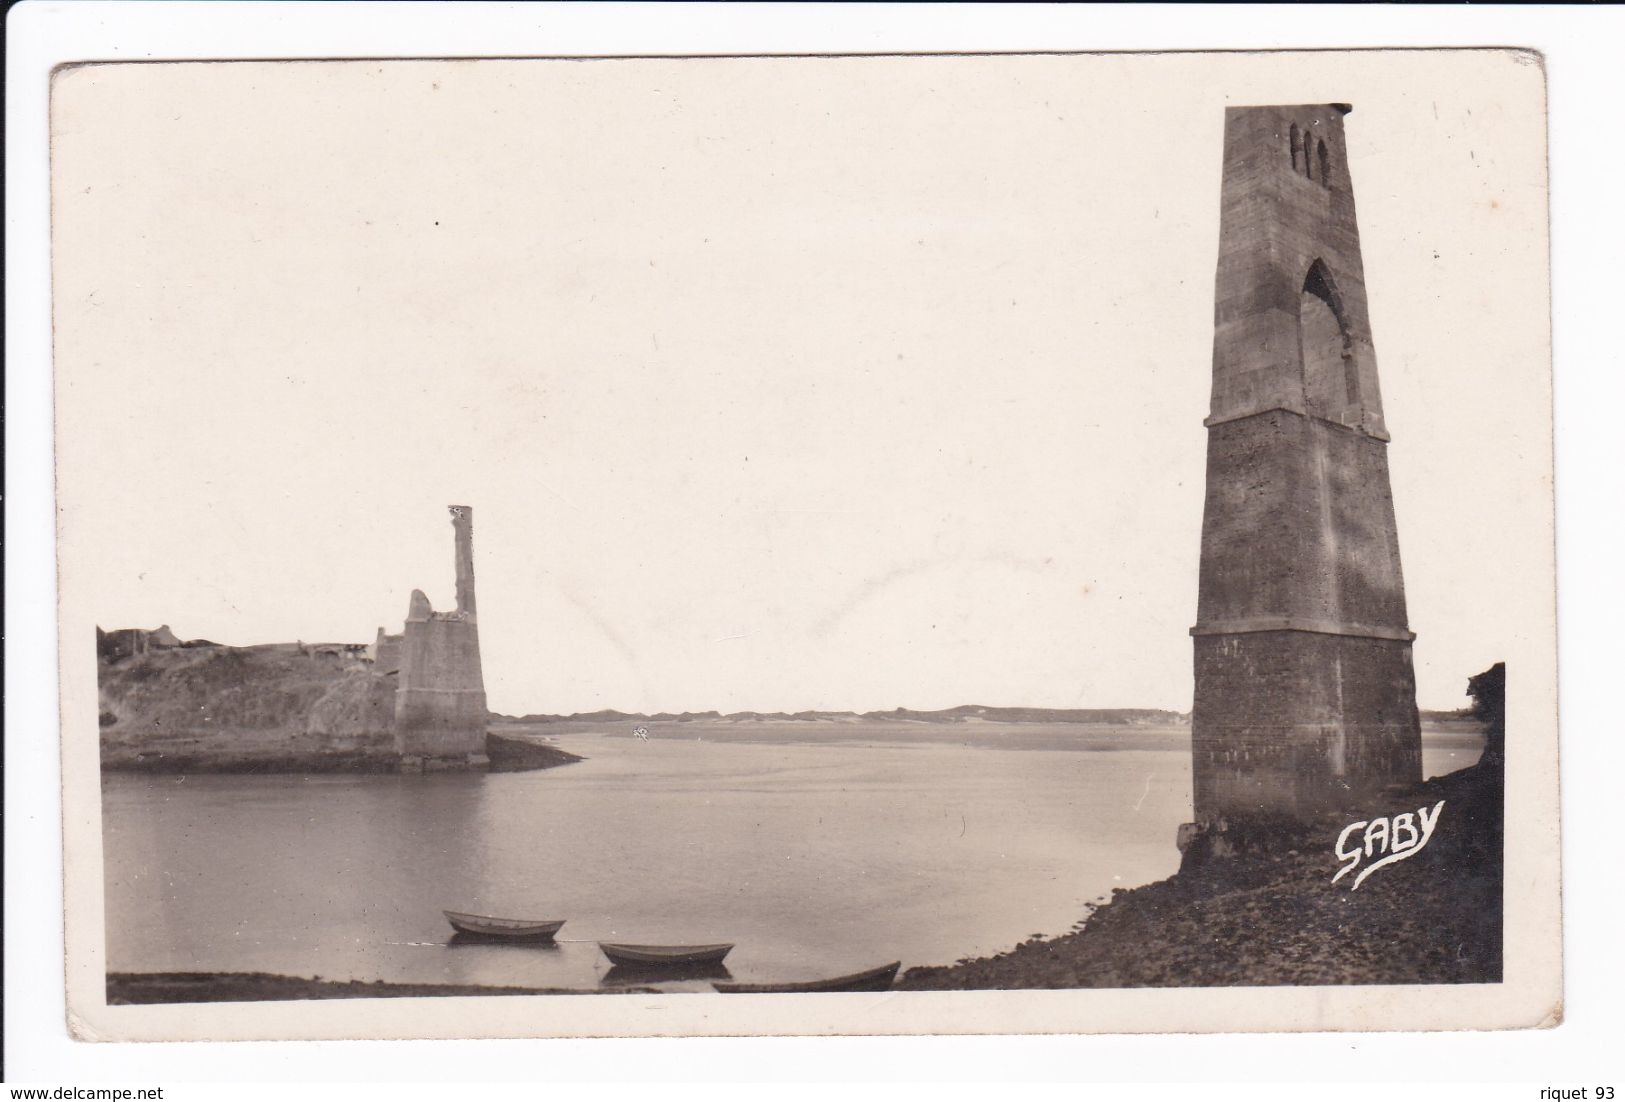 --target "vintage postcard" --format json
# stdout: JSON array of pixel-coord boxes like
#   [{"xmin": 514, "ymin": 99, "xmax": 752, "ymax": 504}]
[{"xmin": 53, "ymin": 48, "xmax": 1559, "ymax": 1041}]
